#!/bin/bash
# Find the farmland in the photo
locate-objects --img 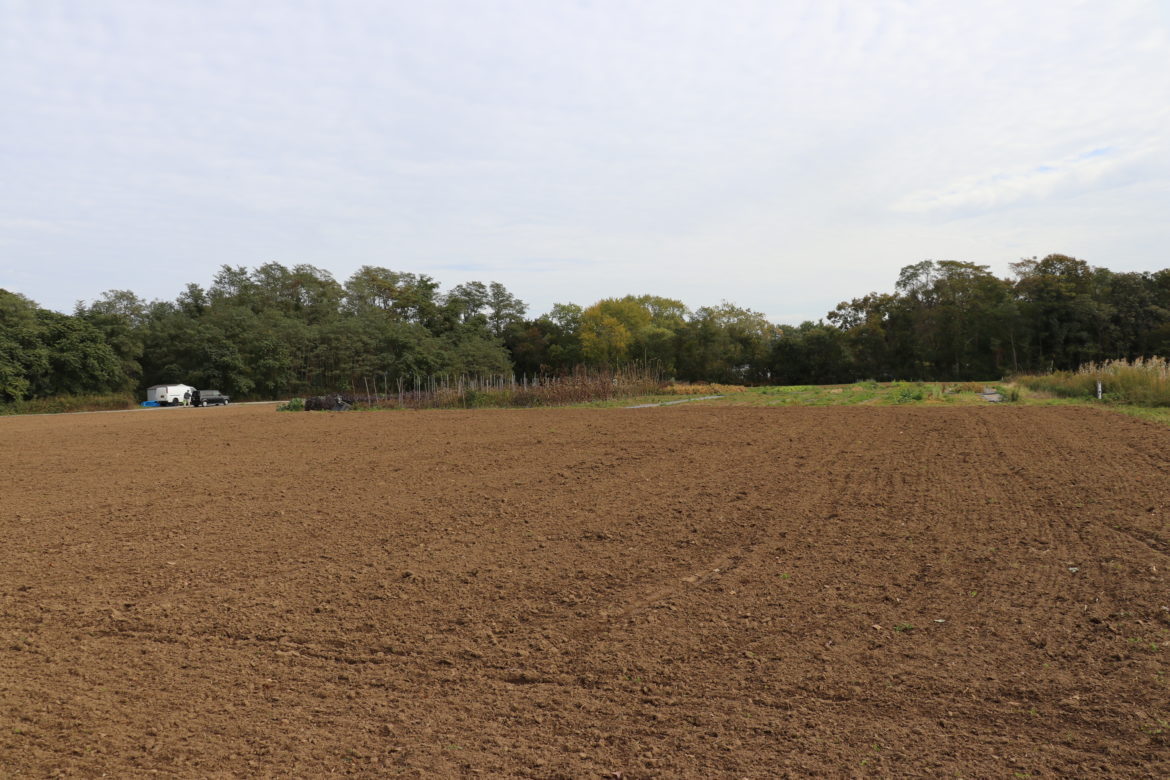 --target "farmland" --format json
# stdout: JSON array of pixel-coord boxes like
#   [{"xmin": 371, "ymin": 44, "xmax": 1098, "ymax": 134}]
[{"xmin": 2, "ymin": 404, "xmax": 1169, "ymax": 776}]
